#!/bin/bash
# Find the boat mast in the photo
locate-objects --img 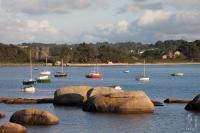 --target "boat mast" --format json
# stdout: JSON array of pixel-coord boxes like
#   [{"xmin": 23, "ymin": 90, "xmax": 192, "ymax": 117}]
[
  {"xmin": 45, "ymin": 56, "xmax": 48, "ymax": 71},
  {"xmin": 143, "ymin": 59, "xmax": 146, "ymax": 77},
  {"xmin": 30, "ymin": 49, "xmax": 33, "ymax": 80},
  {"xmin": 61, "ymin": 59, "xmax": 63, "ymax": 73}
]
